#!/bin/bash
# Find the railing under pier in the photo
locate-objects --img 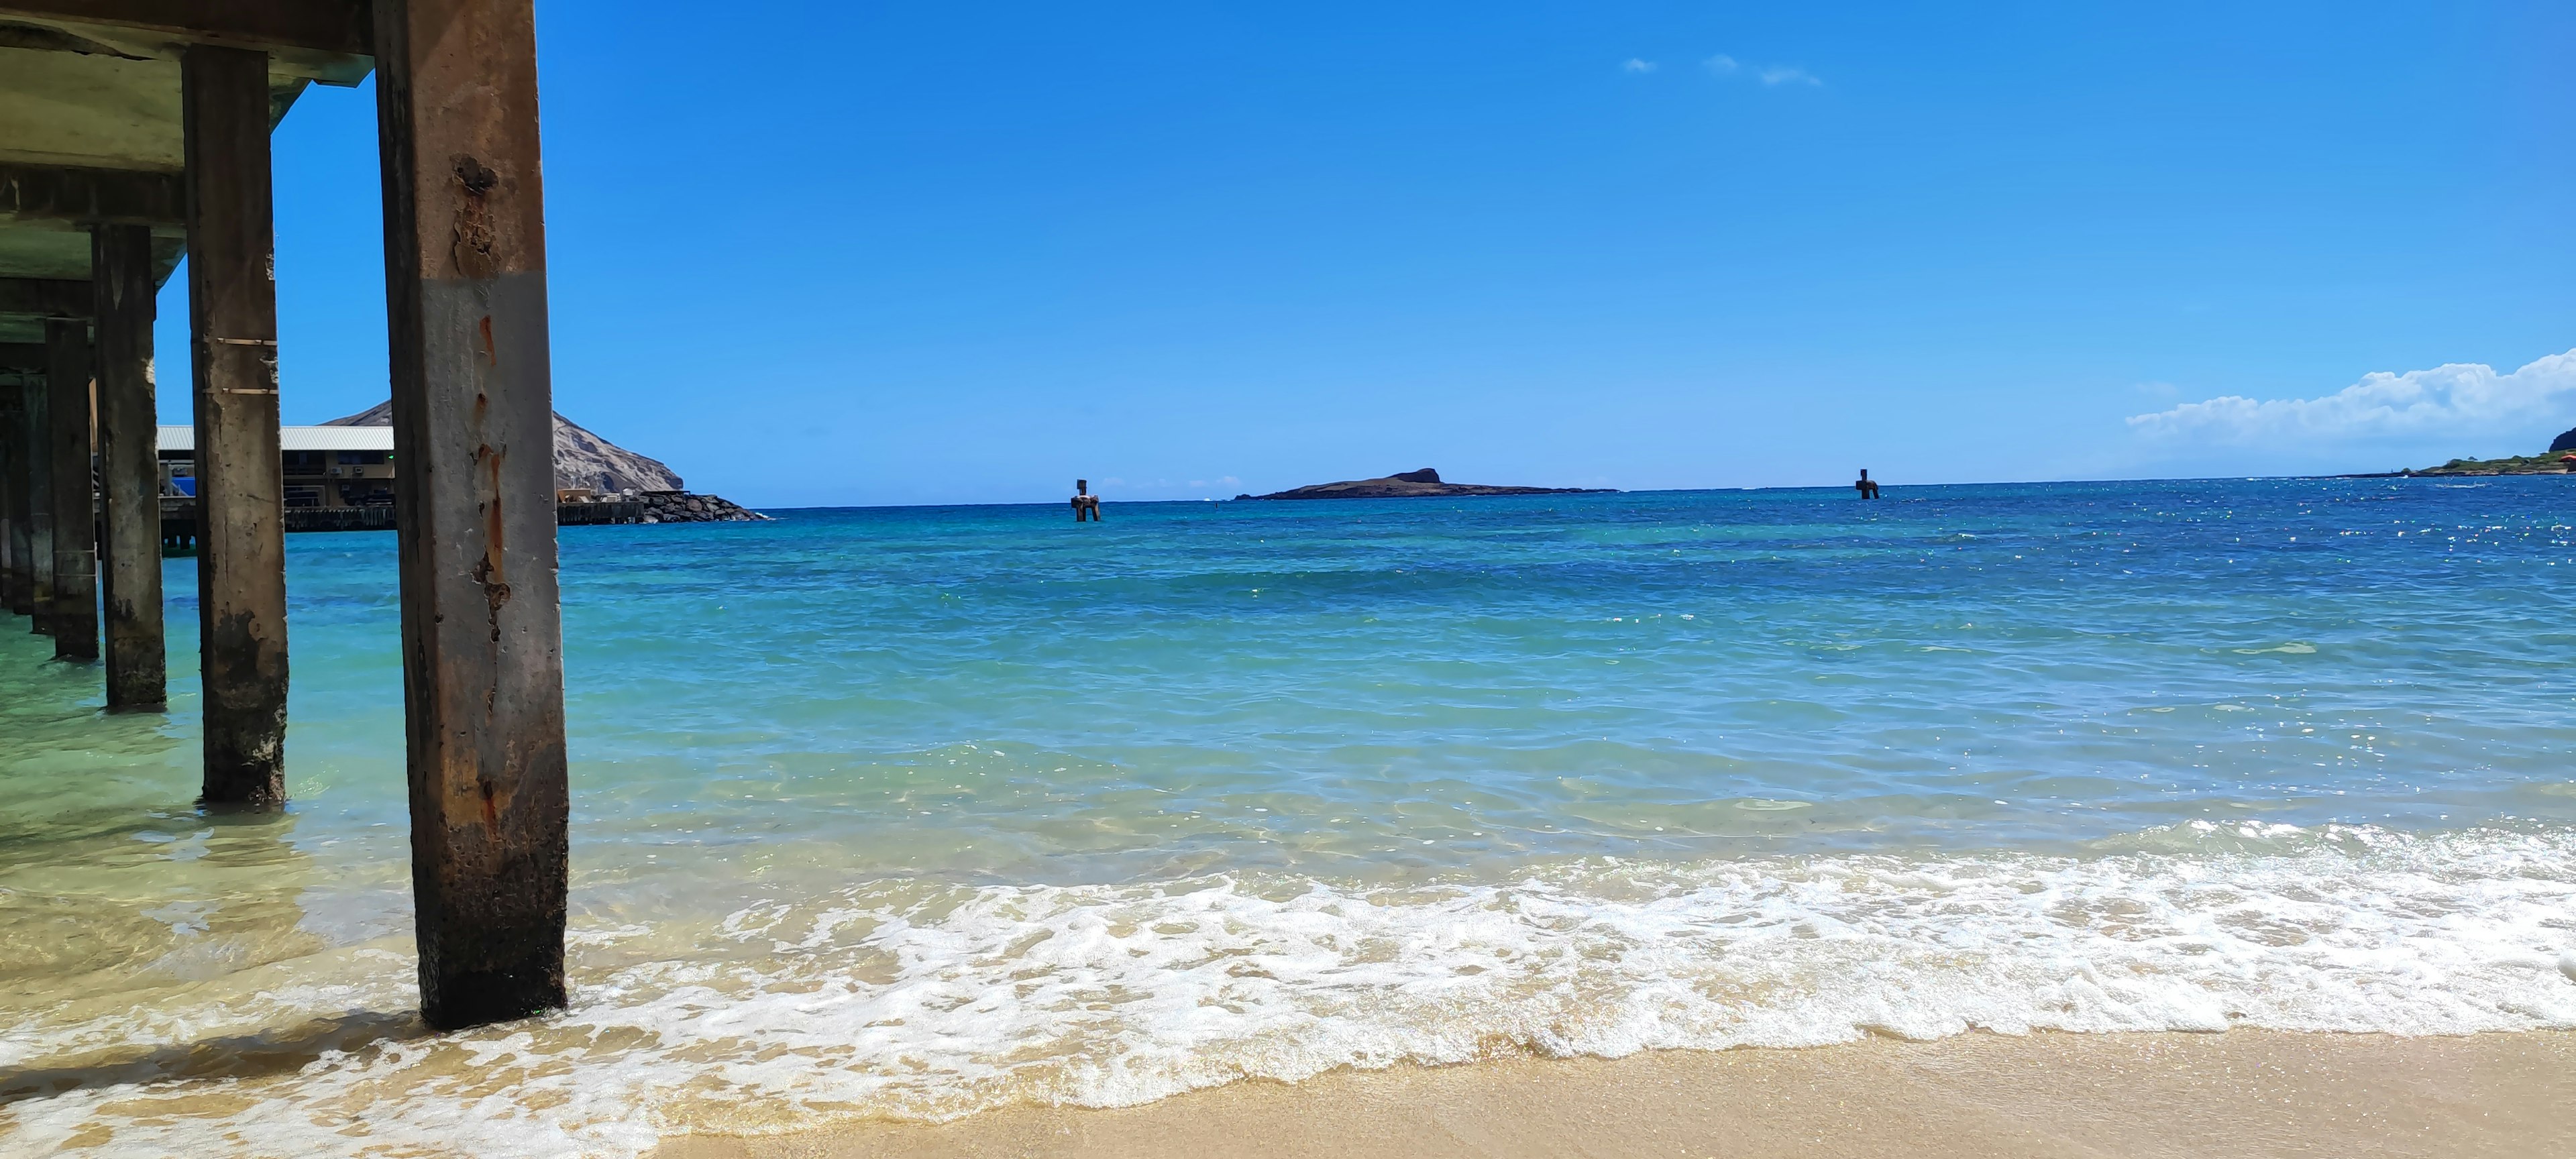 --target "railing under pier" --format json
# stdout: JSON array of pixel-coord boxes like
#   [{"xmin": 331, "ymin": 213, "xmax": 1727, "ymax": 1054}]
[{"xmin": 556, "ymin": 500, "xmax": 647, "ymax": 526}]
